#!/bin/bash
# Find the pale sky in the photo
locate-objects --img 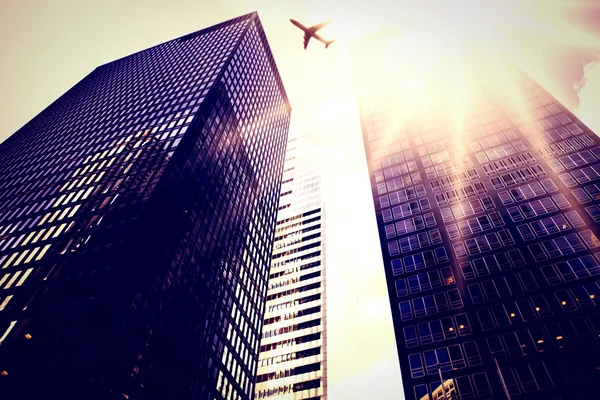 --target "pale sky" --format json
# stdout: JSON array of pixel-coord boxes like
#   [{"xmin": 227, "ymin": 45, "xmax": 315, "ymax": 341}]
[{"xmin": 2, "ymin": 1, "xmax": 600, "ymax": 399}]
